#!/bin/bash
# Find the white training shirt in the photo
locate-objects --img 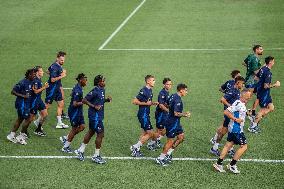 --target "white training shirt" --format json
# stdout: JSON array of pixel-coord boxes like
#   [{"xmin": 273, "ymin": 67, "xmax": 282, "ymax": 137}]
[{"xmin": 227, "ymin": 100, "xmax": 247, "ymax": 133}]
